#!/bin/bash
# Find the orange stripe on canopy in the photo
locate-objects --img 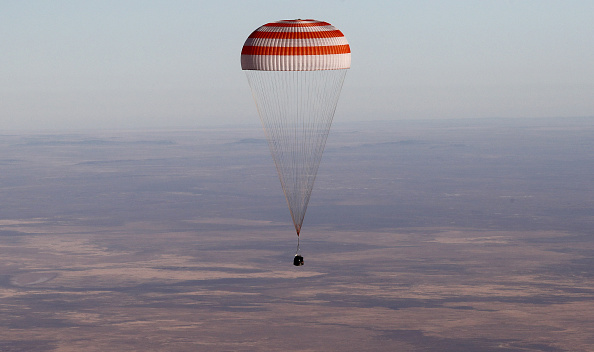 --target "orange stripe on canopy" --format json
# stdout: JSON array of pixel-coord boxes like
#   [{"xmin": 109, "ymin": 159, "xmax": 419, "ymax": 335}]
[
  {"xmin": 248, "ymin": 30, "xmax": 345, "ymax": 39},
  {"xmin": 241, "ymin": 44, "xmax": 350, "ymax": 56},
  {"xmin": 263, "ymin": 21, "xmax": 331, "ymax": 27}
]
